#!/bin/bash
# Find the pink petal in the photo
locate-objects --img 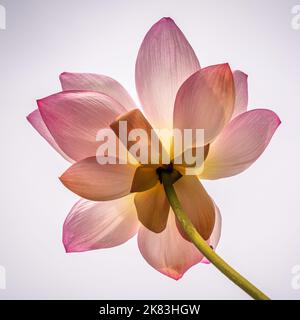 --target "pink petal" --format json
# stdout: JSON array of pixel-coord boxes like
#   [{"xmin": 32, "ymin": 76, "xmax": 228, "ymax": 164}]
[
  {"xmin": 135, "ymin": 17, "xmax": 200, "ymax": 130},
  {"xmin": 201, "ymin": 109, "xmax": 281, "ymax": 179},
  {"xmin": 138, "ymin": 209, "xmax": 204, "ymax": 280},
  {"xmin": 173, "ymin": 64, "xmax": 235, "ymax": 145},
  {"xmin": 201, "ymin": 202, "xmax": 222, "ymax": 264},
  {"xmin": 174, "ymin": 176, "xmax": 215, "ymax": 241},
  {"xmin": 38, "ymin": 91, "xmax": 127, "ymax": 162},
  {"xmin": 232, "ymin": 70, "xmax": 248, "ymax": 119},
  {"xmin": 60, "ymin": 157, "xmax": 136, "ymax": 201},
  {"xmin": 27, "ymin": 109, "xmax": 73, "ymax": 162},
  {"xmin": 60, "ymin": 72, "xmax": 136, "ymax": 111},
  {"xmin": 63, "ymin": 194, "xmax": 139, "ymax": 252}
]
